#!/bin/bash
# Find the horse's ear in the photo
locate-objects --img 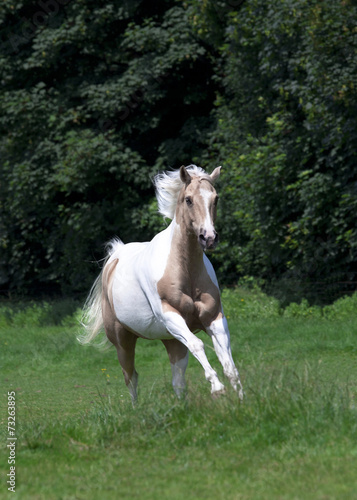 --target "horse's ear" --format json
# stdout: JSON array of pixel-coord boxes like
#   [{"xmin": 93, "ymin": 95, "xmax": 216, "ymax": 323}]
[
  {"xmin": 180, "ymin": 165, "xmax": 191, "ymax": 185},
  {"xmin": 210, "ymin": 166, "xmax": 221, "ymax": 182}
]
